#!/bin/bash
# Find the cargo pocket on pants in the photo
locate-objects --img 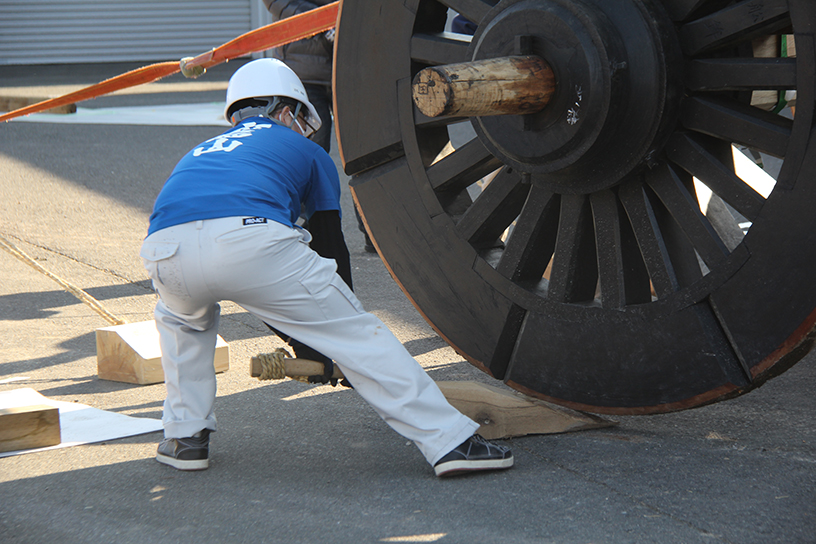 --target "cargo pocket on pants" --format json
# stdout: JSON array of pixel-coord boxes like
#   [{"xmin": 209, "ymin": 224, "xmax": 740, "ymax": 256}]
[
  {"xmin": 140, "ymin": 241, "xmax": 190, "ymax": 299},
  {"xmin": 299, "ymin": 262, "xmax": 365, "ymax": 319}
]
